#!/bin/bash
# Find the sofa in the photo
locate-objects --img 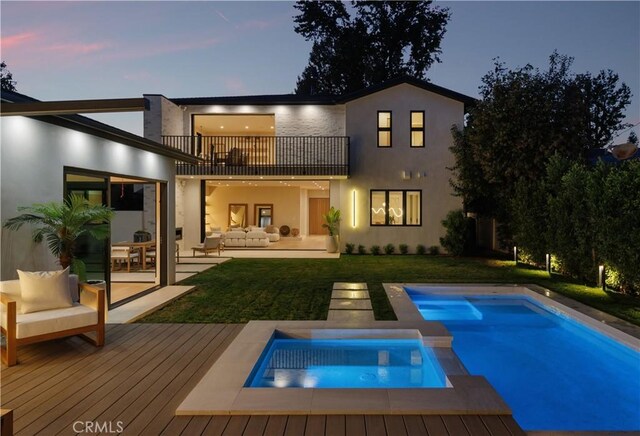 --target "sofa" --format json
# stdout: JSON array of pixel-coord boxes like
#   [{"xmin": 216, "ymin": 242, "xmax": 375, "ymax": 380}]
[
  {"xmin": 265, "ymin": 225, "xmax": 280, "ymax": 242},
  {"xmin": 0, "ymin": 272, "xmax": 105, "ymax": 366},
  {"xmin": 246, "ymin": 231, "xmax": 269, "ymax": 247},
  {"xmin": 222, "ymin": 230, "xmax": 270, "ymax": 247},
  {"xmin": 223, "ymin": 230, "xmax": 248, "ymax": 247}
]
